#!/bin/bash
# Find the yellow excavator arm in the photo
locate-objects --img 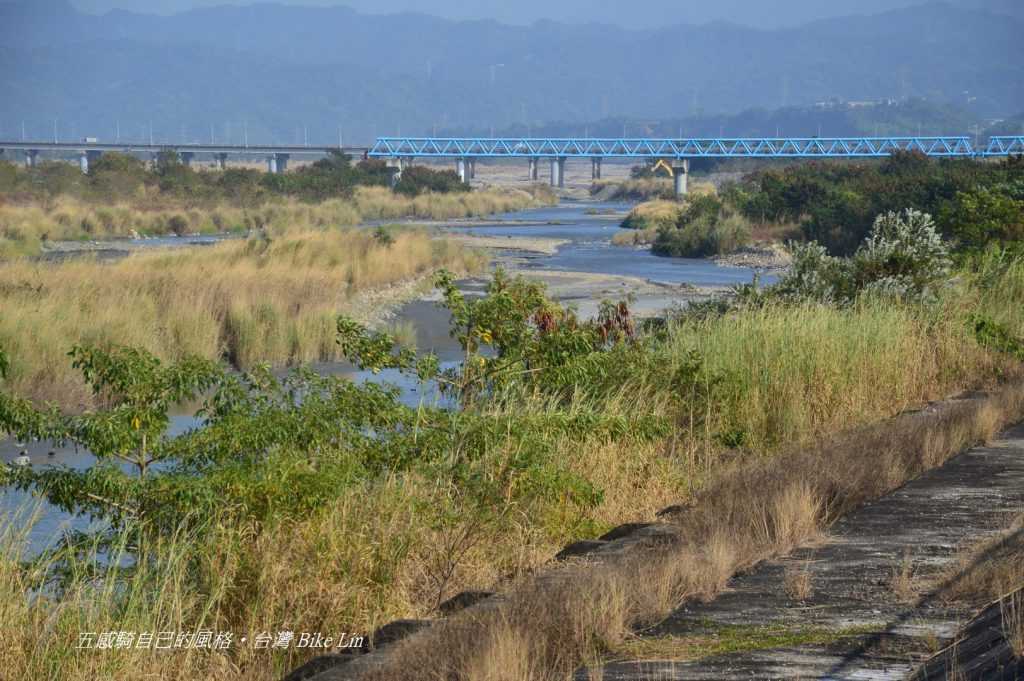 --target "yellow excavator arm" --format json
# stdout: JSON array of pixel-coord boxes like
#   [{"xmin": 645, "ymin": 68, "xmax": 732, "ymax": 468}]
[{"xmin": 652, "ymin": 159, "xmax": 674, "ymax": 177}]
